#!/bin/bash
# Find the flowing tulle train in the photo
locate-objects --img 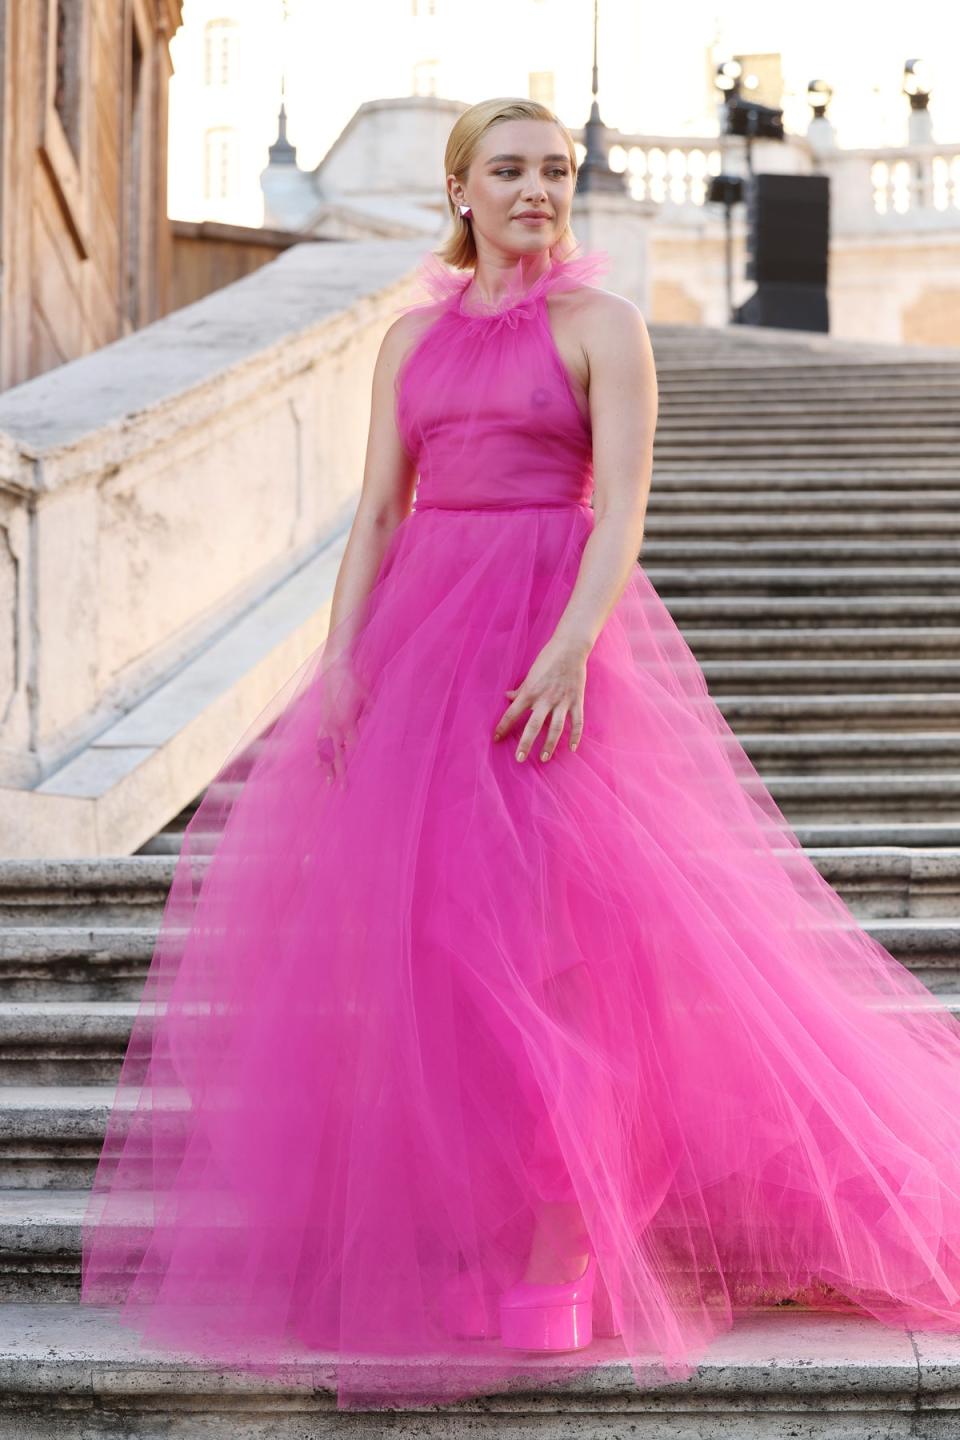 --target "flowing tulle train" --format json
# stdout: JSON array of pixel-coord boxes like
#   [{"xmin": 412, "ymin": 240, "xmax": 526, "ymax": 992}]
[{"xmin": 81, "ymin": 244, "xmax": 960, "ymax": 1411}]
